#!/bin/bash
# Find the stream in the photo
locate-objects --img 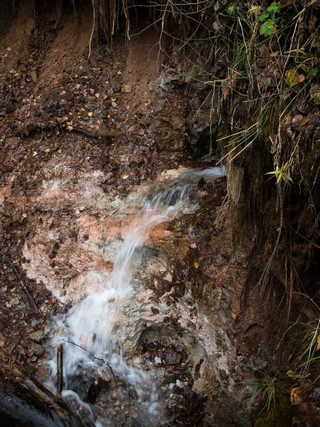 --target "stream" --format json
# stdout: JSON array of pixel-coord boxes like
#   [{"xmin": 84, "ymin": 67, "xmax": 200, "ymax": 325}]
[{"xmin": 44, "ymin": 166, "xmax": 226, "ymax": 426}]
